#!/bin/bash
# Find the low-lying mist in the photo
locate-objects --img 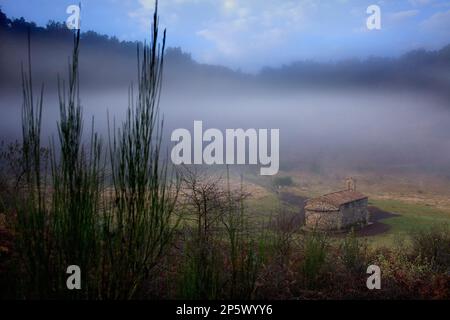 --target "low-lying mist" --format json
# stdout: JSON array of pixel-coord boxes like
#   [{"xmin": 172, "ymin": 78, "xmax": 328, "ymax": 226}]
[
  {"xmin": 2, "ymin": 85, "xmax": 450, "ymax": 174},
  {"xmin": 1, "ymin": 12, "xmax": 450, "ymax": 175}
]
